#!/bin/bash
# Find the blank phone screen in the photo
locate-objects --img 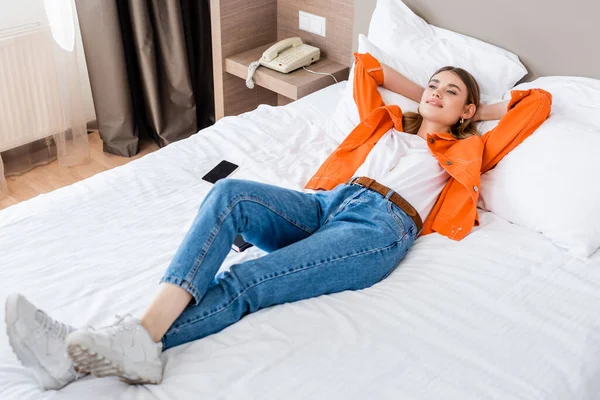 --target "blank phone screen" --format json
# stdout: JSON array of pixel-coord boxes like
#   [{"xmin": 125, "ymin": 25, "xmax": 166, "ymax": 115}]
[{"xmin": 201, "ymin": 160, "xmax": 239, "ymax": 184}]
